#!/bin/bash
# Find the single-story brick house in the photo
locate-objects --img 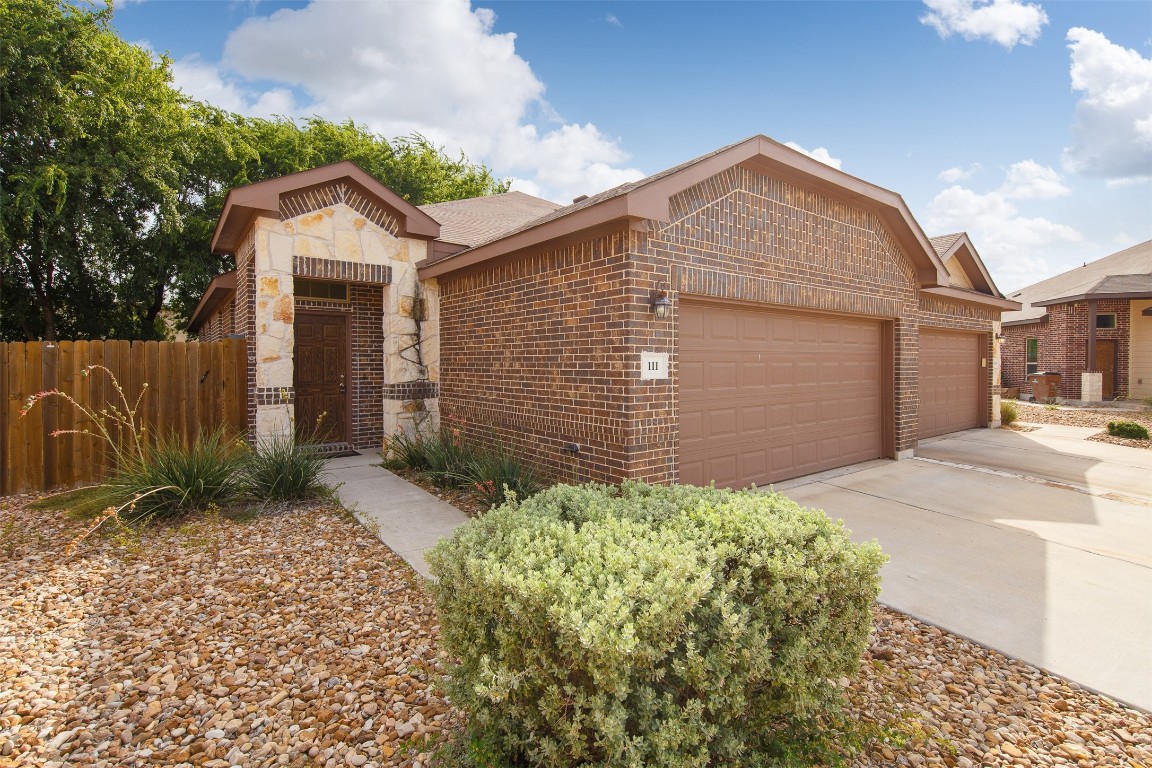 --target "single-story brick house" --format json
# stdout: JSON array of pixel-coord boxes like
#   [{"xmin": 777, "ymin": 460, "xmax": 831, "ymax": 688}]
[
  {"xmin": 1001, "ymin": 240, "xmax": 1152, "ymax": 402},
  {"xmin": 189, "ymin": 135, "xmax": 1018, "ymax": 488}
]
